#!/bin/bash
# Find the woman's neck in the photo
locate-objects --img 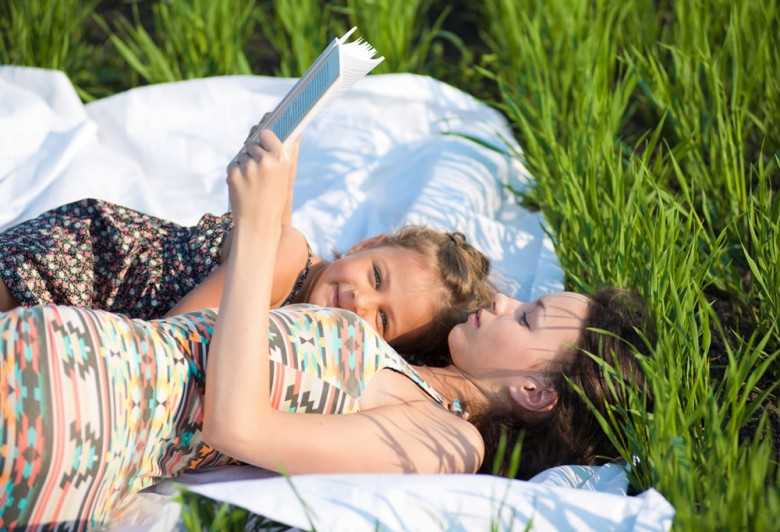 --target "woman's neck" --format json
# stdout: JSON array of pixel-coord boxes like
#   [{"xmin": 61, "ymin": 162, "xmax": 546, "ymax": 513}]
[{"xmin": 413, "ymin": 365, "xmax": 489, "ymax": 418}]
